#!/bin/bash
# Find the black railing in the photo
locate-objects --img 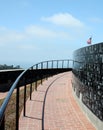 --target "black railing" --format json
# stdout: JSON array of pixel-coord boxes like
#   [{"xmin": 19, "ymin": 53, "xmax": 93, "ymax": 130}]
[{"xmin": 0, "ymin": 59, "xmax": 73, "ymax": 130}]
